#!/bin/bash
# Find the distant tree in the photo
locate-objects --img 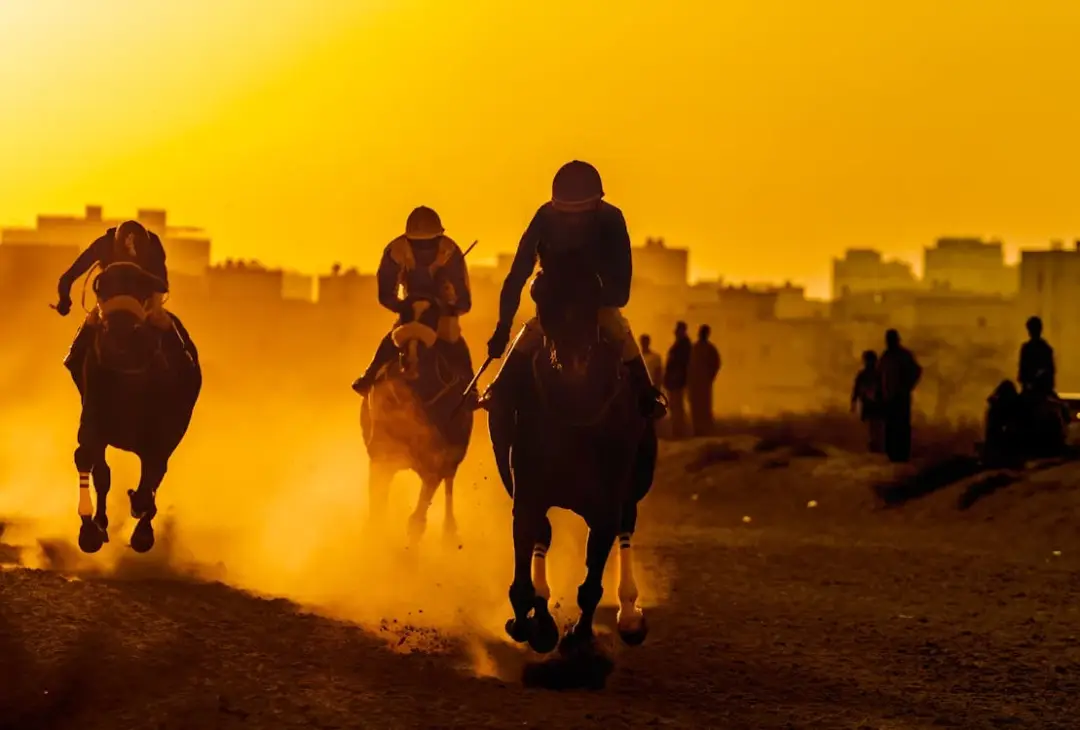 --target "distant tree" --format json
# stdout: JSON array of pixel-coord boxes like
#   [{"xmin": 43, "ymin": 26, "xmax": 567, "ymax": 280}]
[
  {"xmin": 331, "ymin": 262, "xmax": 342, "ymax": 276},
  {"xmin": 908, "ymin": 335, "xmax": 1010, "ymax": 422},
  {"xmin": 811, "ymin": 331, "xmax": 857, "ymax": 409}
]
